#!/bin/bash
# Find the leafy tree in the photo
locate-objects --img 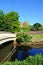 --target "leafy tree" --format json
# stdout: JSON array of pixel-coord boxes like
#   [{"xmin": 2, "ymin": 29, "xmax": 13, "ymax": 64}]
[
  {"xmin": 20, "ymin": 22, "xmax": 30, "ymax": 32},
  {"xmin": 39, "ymin": 26, "xmax": 43, "ymax": 31},
  {"xmin": 0, "ymin": 10, "xmax": 5, "ymax": 31},
  {"xmin": 0, "ymin": 11, "xmax": 20, "ymax": 32},
  {"xmin": 4, "ymin": 11, "xmax": 20, "ymax": 32},
  {"xmin": 0, "ymin": 10, "xmax": 4, "ymax": 19},
  {"xmin": 33, "ymin": 23, "xmax": 42, "ymax": 31}
]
